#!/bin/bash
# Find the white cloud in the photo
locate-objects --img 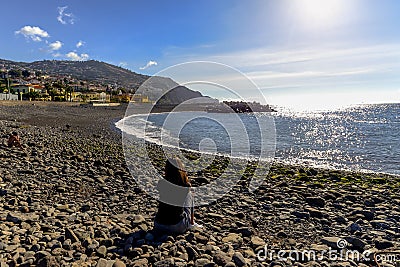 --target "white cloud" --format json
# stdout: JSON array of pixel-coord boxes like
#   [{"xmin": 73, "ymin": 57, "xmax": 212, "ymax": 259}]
[
  {"xmin": 119, "ymin": 62, "xmax": 128, "ymax": 68},
  {"xmin": 140, "ymin": 60, "xmax": 158, "ymax": 70},
  {"xmin": 15, "ymin": 26, "xmax": 49, "ymax": 42},
  {"xmin": 166, "ymin": 43, "xmax": 400, "ymax": 88},
  {"xmin": 66, "ymin": 52, "xmax": 89, "ymax": 61},
  {"xmin": 161, "ymin": 43, "xmax": 400, "ymax": 107},
  {"xmin": 48, "ymin": 41, "xmax": 63, "ymax": 51},
  {"xmin": 57, "ymin": 6, "xmax": 75, "ymax": 25},
  {"xmin": 52, "ymin": 53, "xmax": 62, "ymax": 58},
  {"xmin": 76, "ymin": 40, "xmax": 84, "ymax": 48}
]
